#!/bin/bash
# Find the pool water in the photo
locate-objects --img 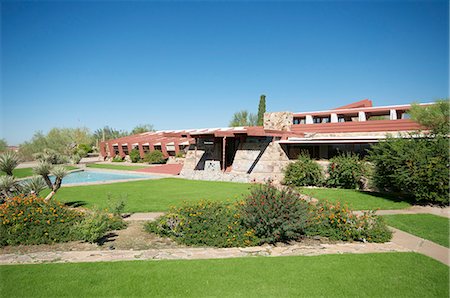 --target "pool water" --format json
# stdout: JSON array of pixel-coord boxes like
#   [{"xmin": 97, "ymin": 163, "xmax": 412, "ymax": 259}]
[{"xmin": 51, "ymin": 170, "xmax": 156, "ymax": 185}]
